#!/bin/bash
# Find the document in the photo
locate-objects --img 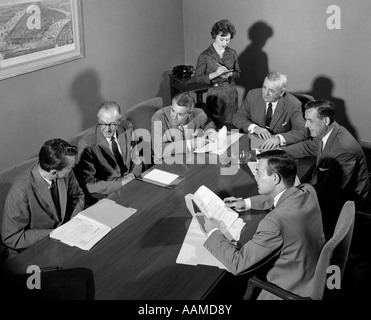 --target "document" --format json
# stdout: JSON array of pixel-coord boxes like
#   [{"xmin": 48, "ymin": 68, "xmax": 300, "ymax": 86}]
[
  {"xmin": 194, "ymin": 126, "xmax": 243, "ymax": 155},
  {"xmin": 185, "ymin": 185, "xmax": 245, "ymax": 241},
  {"xmin": 50, "ymin": 199, "xmax": 137, "ymax": 251},
  {"xmin": 177, "ymin": 185, "xmax": 245, "ymax": 268},
  {"xmin": 137, "ymin": 167, "xmax": 185, "ymax": 189}
]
